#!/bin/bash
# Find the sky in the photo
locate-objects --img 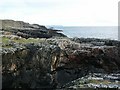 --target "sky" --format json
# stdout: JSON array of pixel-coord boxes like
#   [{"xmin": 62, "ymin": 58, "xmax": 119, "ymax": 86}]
[{"xmin": 0, "ymin": 0, "xmax": 119, "ymax": 26}]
